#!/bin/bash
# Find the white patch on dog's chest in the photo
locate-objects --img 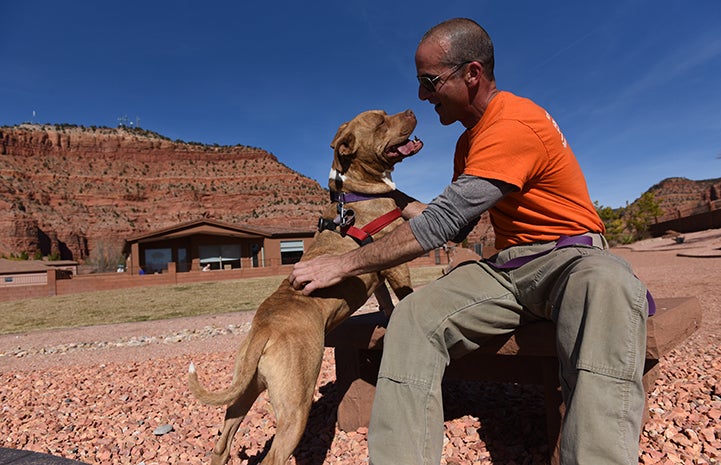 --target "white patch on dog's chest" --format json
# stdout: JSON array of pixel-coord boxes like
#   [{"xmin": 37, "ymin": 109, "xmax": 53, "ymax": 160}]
[
  {"xmin": 329, "ymin": 168, "xmax": 396, "ymax": 189},
  {"xmin": 382, "ymin": 171, "xmax": 396, "ymax": 189},
  {"xmin": 329, "ymin": 168, "xmax": 347, "ymax": 185}
]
